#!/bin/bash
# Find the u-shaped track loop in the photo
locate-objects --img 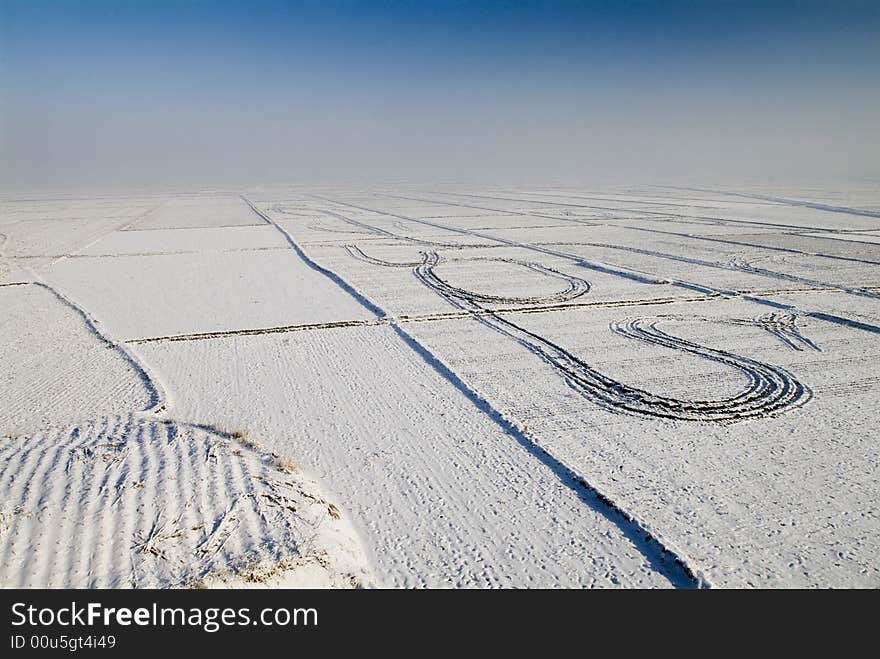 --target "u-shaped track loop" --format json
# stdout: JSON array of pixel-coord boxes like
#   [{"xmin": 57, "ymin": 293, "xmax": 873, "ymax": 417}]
[{"xmin": 413, "ymin": 252, "xmax": 811, "ymax": 422}]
